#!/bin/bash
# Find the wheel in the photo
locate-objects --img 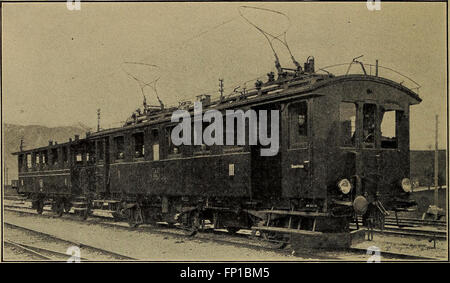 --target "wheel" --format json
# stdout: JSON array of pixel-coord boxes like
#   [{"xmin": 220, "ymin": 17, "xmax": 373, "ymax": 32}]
[
  {"xmin": 180, "ymin": 211, "xmax": 200, "ymax": 236},
  {"xmin": 56, "ymin": 200, "xmax": 64, "ymax": 217},
  {"xmin": 76, "ymin": 208, "xmax": 89, "ymax": 220},
  {"xmin": 112, "ymin": 210, "xmax": 122, "ymax": 222},
  {"xmin": 127, "ymin": 209, "xmax": 138, "ymax": 228},
  {"xmin": 226, "ymin": 227, "xmax": 240, "ymax": 235},
  {"xmin": 64, "ymin": 202, "xmax": 72, "ymax": 213},
  {"xmin": 127, "ymin": 206, "xmax": 144, "ymax": 228},
  {"xmin": 81, "ymin": 209, "xmax": 89, "ymax": 220},
  {"xmin": 36, "ymin": 200, "xmax": 44, "ymax": 214}
]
